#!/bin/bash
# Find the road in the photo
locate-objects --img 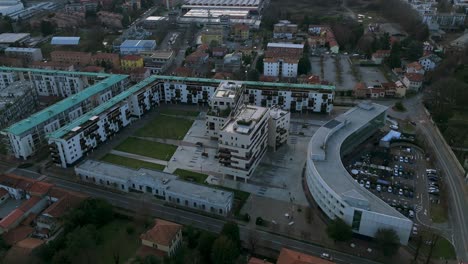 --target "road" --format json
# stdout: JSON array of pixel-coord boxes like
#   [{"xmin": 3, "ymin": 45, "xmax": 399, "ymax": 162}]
[
  {"xmin": 388, "ymin": 95, "xmax": 468, "ymax": 261},
  {"xmin": 40, "ymin": 173, "xmax": 381, "ymax": 264}
]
